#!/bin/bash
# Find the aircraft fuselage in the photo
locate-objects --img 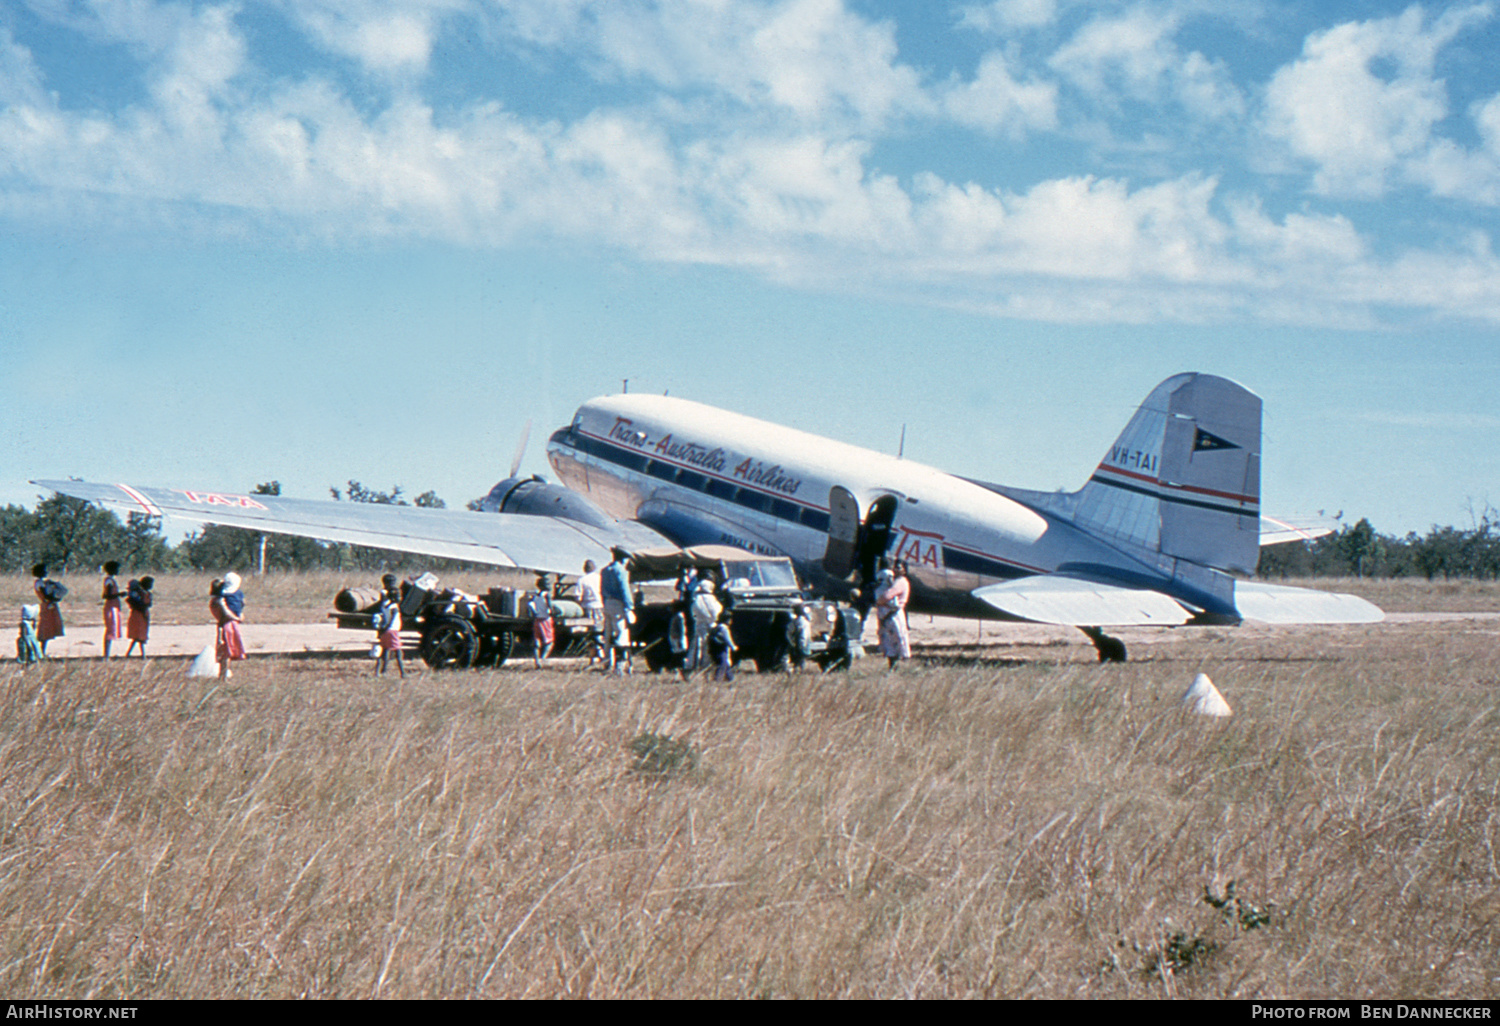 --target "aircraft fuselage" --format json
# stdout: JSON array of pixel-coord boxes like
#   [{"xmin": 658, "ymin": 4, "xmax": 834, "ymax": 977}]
[{"xmin": 546, "ymin": 394, "xmax": 1175, "ymax": 619}]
